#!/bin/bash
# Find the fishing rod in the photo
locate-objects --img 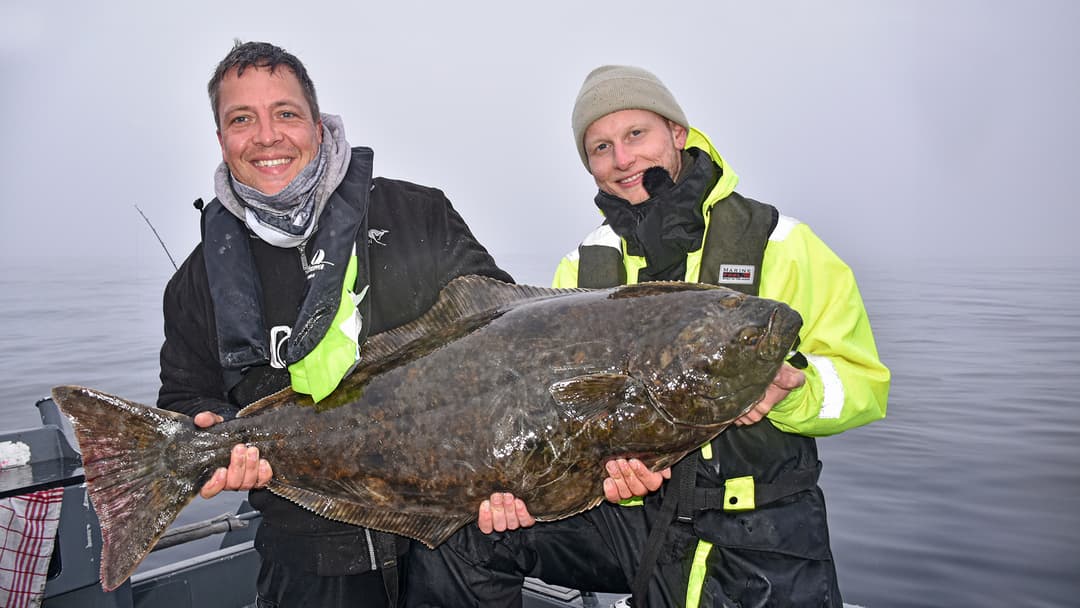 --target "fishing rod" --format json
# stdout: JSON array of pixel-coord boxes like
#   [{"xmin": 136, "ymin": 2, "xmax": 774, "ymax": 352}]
[
  {"xmin": 151, "ymin": 510, "xmax": 262, "ymax": 552},
  {"xmin": 134, "ymin": 204, "xmax": 178, "ymax": 270}
]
